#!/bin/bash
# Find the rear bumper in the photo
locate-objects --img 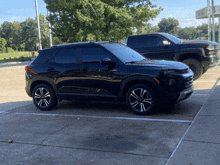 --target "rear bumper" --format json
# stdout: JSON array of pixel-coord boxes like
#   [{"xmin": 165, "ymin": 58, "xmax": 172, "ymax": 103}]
[{"xmin": 25, "ymin": 72, "xmax": 32, "ymax": 97}]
